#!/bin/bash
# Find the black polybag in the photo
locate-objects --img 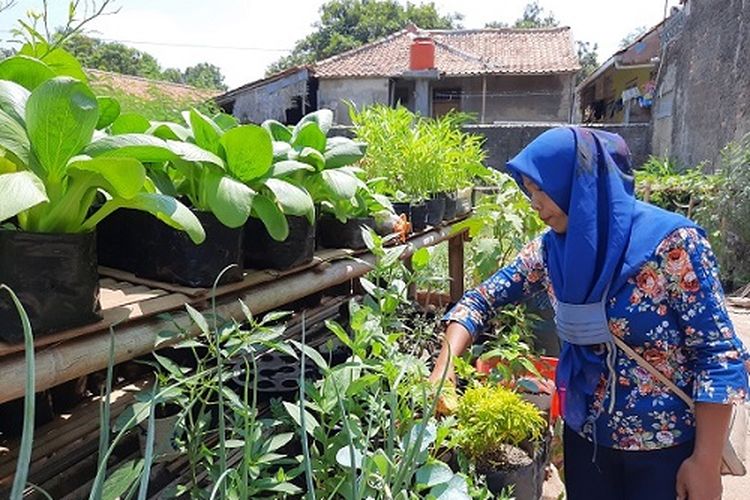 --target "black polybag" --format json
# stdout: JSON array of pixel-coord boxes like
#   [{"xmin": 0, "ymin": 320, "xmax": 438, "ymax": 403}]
[
  {"xmin": 317, "ymin": 214, "xmax": 375, "ymax": 250},
  {"xmin": 0, "ymin": 230, "xmax": 101, "ymax": 343},
  {"xmin": 244, "ymin": 215, "xmax": 315, "ymax": 271}
]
